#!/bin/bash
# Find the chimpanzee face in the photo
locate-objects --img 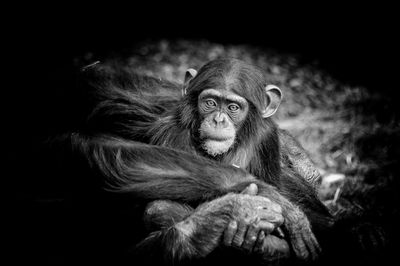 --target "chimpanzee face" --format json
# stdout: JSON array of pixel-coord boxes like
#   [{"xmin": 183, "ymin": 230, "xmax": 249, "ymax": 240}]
[{"xmin": 197, "ymin": 88, "xmax": 249, "ymax": 156}]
